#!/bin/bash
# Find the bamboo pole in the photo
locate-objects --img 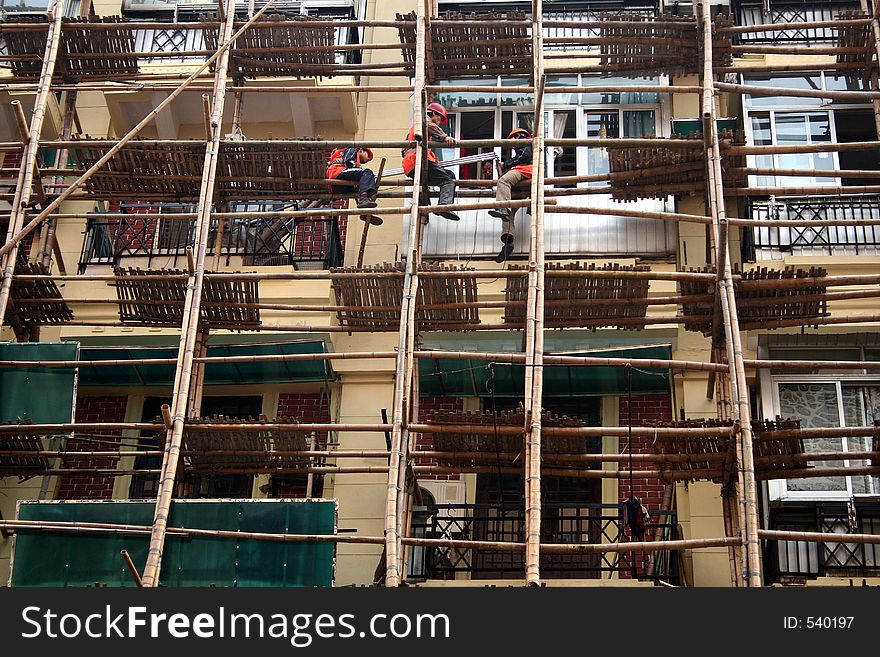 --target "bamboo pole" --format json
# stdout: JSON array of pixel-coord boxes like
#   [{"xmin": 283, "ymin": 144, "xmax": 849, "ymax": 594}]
[
  {"xmin": 523, "ymin": 2, "xmax": 547, "ymax": 586},
  {"xmin": 0, "ymin": 0, "xmax": 287, "ymax": 264},
  {"xmin": 0, "ymin": 519, "xmax": 743, "ymax": 553},
  {"xmin": 715, "ymin": 81, "xmax": 880, "ymax": 102},
  {"xmin": 701, "ymin": 0, "xmax": 762, "ymax": 587},
  {"xmin": 759, "ymin": 529, "xmax": 880, "ymax": 544},
  {"xmin": 140, "ymin": 0, "xmax": 241, "ymax": 589},
  {"xmin": 0, "ymin": 0, "xmax": 64, "ymax": 328},
  {"xmin": 383, "ymin": 0, "xmax": 427, "ymax": 589}
]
